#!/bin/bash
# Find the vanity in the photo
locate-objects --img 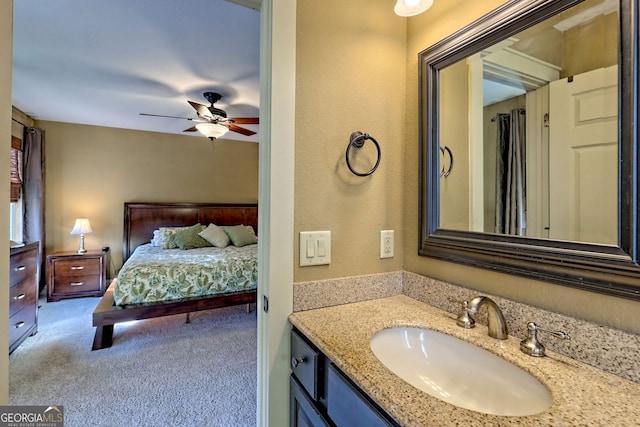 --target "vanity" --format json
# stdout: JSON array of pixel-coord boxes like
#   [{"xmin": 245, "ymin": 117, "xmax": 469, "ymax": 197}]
[{"xmin": 289, "ymin": 295, "xmax": 640, "ymax": 426}]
